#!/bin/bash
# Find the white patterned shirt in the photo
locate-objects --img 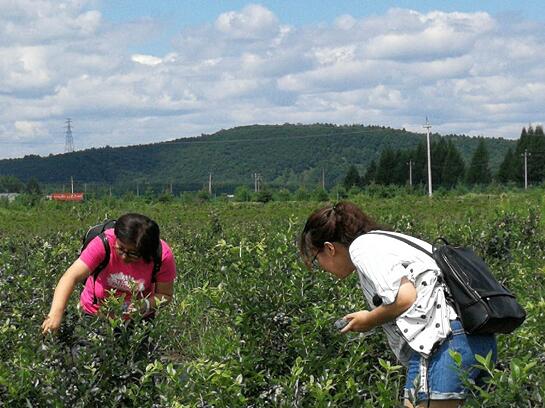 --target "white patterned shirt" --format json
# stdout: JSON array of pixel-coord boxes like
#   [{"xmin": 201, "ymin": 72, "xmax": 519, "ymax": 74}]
[{"xmin": 349, "ymin": 231, "xmax": 457, "ymax": 366}]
